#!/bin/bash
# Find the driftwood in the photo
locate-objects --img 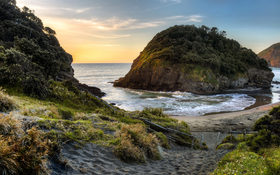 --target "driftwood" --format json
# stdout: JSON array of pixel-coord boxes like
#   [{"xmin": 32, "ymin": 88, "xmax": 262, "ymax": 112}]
[
  {"xmin": 272, "ymin": 81, "xmax": 280, "ymax": 85},
  {"xmin": 139, "ymin": 118, "xmax": 194, "ymax": 138},
  {"xmin": 135, "ymin": 117, "xmax": 199, "ymax": 148}
]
